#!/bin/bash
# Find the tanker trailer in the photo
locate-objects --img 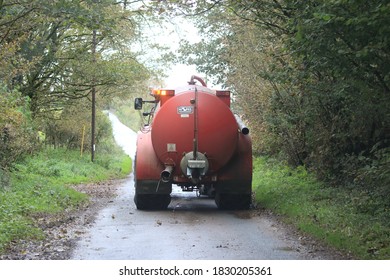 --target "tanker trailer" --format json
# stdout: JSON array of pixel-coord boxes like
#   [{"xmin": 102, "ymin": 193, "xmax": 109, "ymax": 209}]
[{"xmin": 133, "ymin": 75, "xmax": 252, "ymax": 210}]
